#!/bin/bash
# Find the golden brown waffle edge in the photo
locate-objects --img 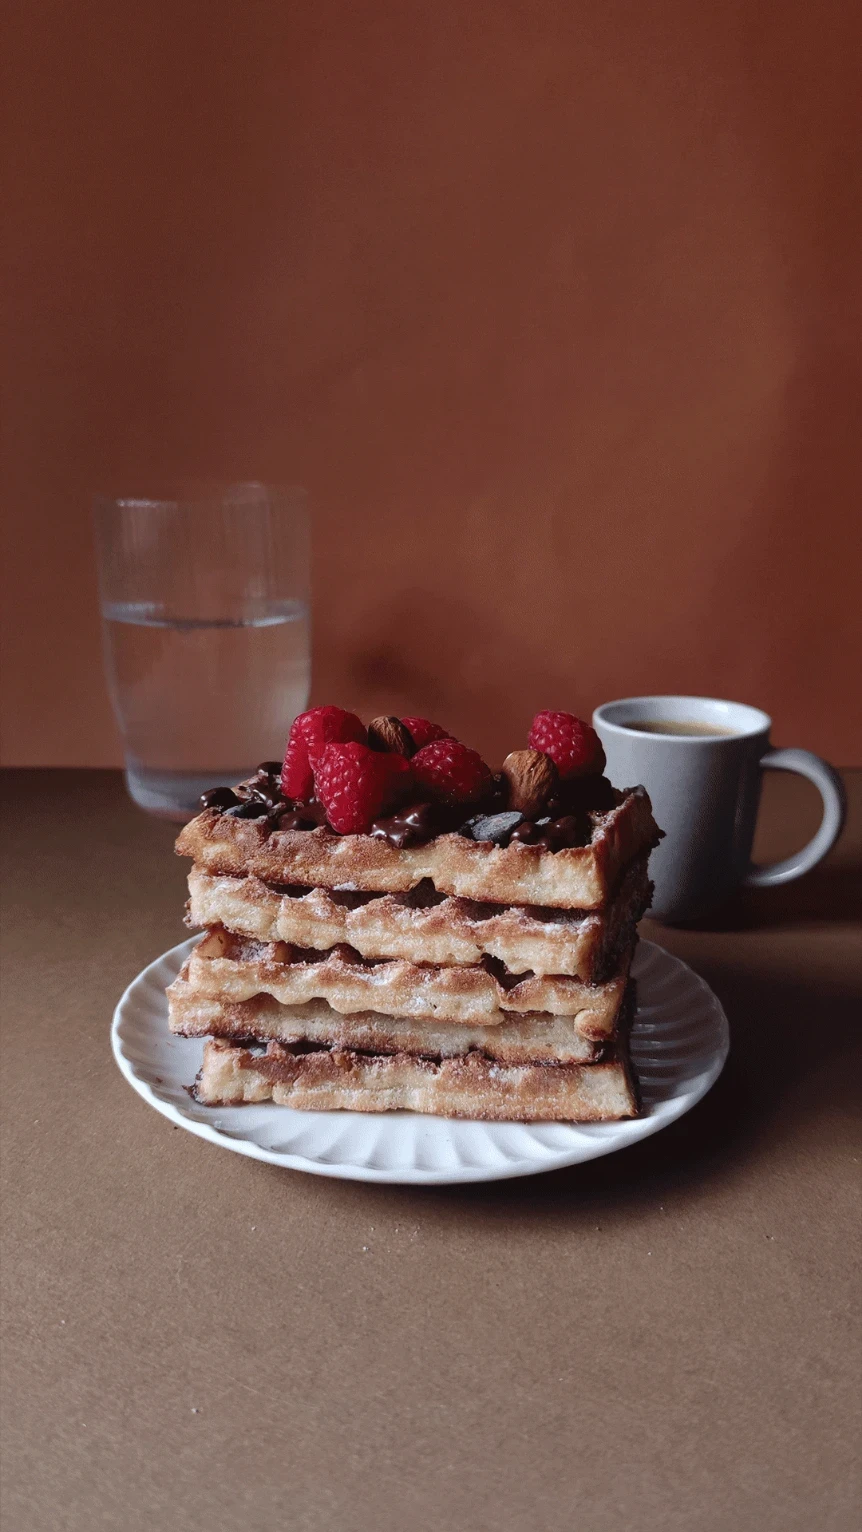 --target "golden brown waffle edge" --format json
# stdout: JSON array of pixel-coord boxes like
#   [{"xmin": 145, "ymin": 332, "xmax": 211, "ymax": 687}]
[
  {"xmin": 168, "ymin": 984, "xmax": 613, "ymax": 1065},
  {"xmin": 192, "ymin": 1036, "xmax": 639, "ymax": 1121},
  {"xmin": 173, "ymin": 932, "xmax": 634, "ymax": 1033},
  {"xmin": 176, "ymin": 786, "xmax": 659, "ymax": 909},
  {"xmin": 184, "ymin": 856, "xmax": 651, "ymax": 979}
]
